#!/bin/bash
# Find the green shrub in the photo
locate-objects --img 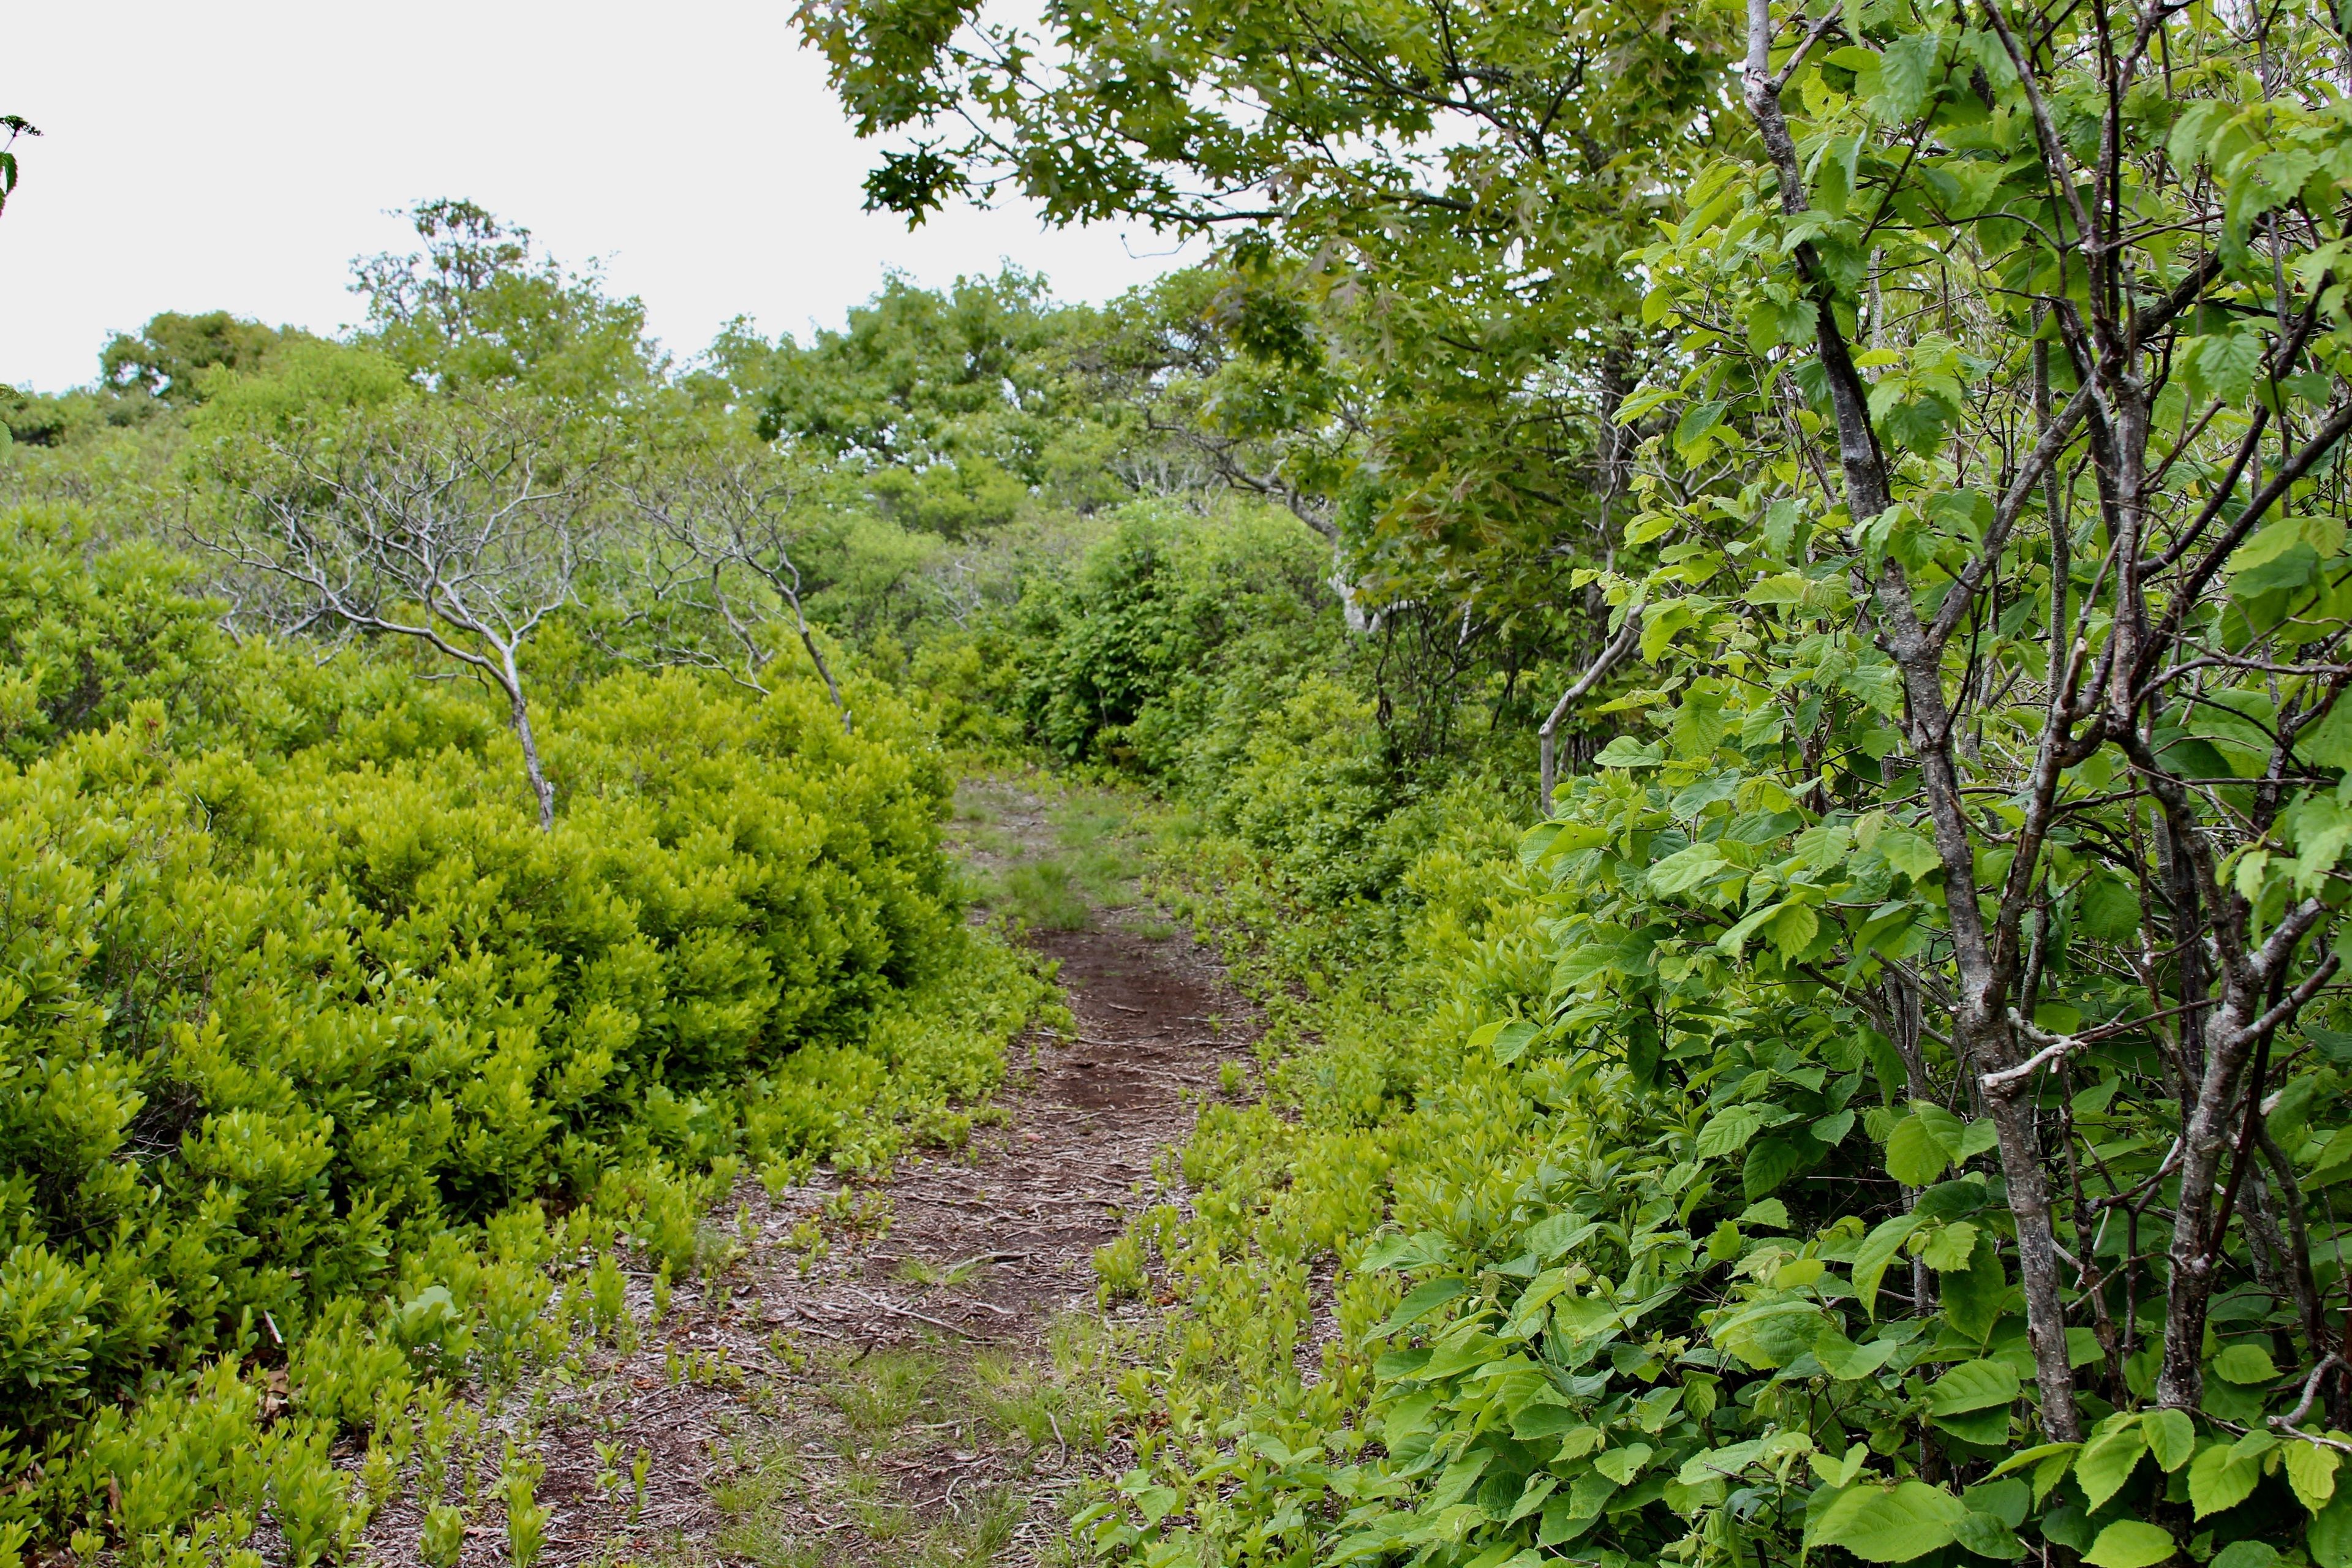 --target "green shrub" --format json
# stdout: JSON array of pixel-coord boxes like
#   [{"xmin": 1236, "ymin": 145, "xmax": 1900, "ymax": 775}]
[
  {"xmin": 0, "ymin": 518, "xmax": 1046, "ymax": 1547},
  {"xmin": 1006, "ymin": 502, "xmax": 1335, "ymax": 768}
]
